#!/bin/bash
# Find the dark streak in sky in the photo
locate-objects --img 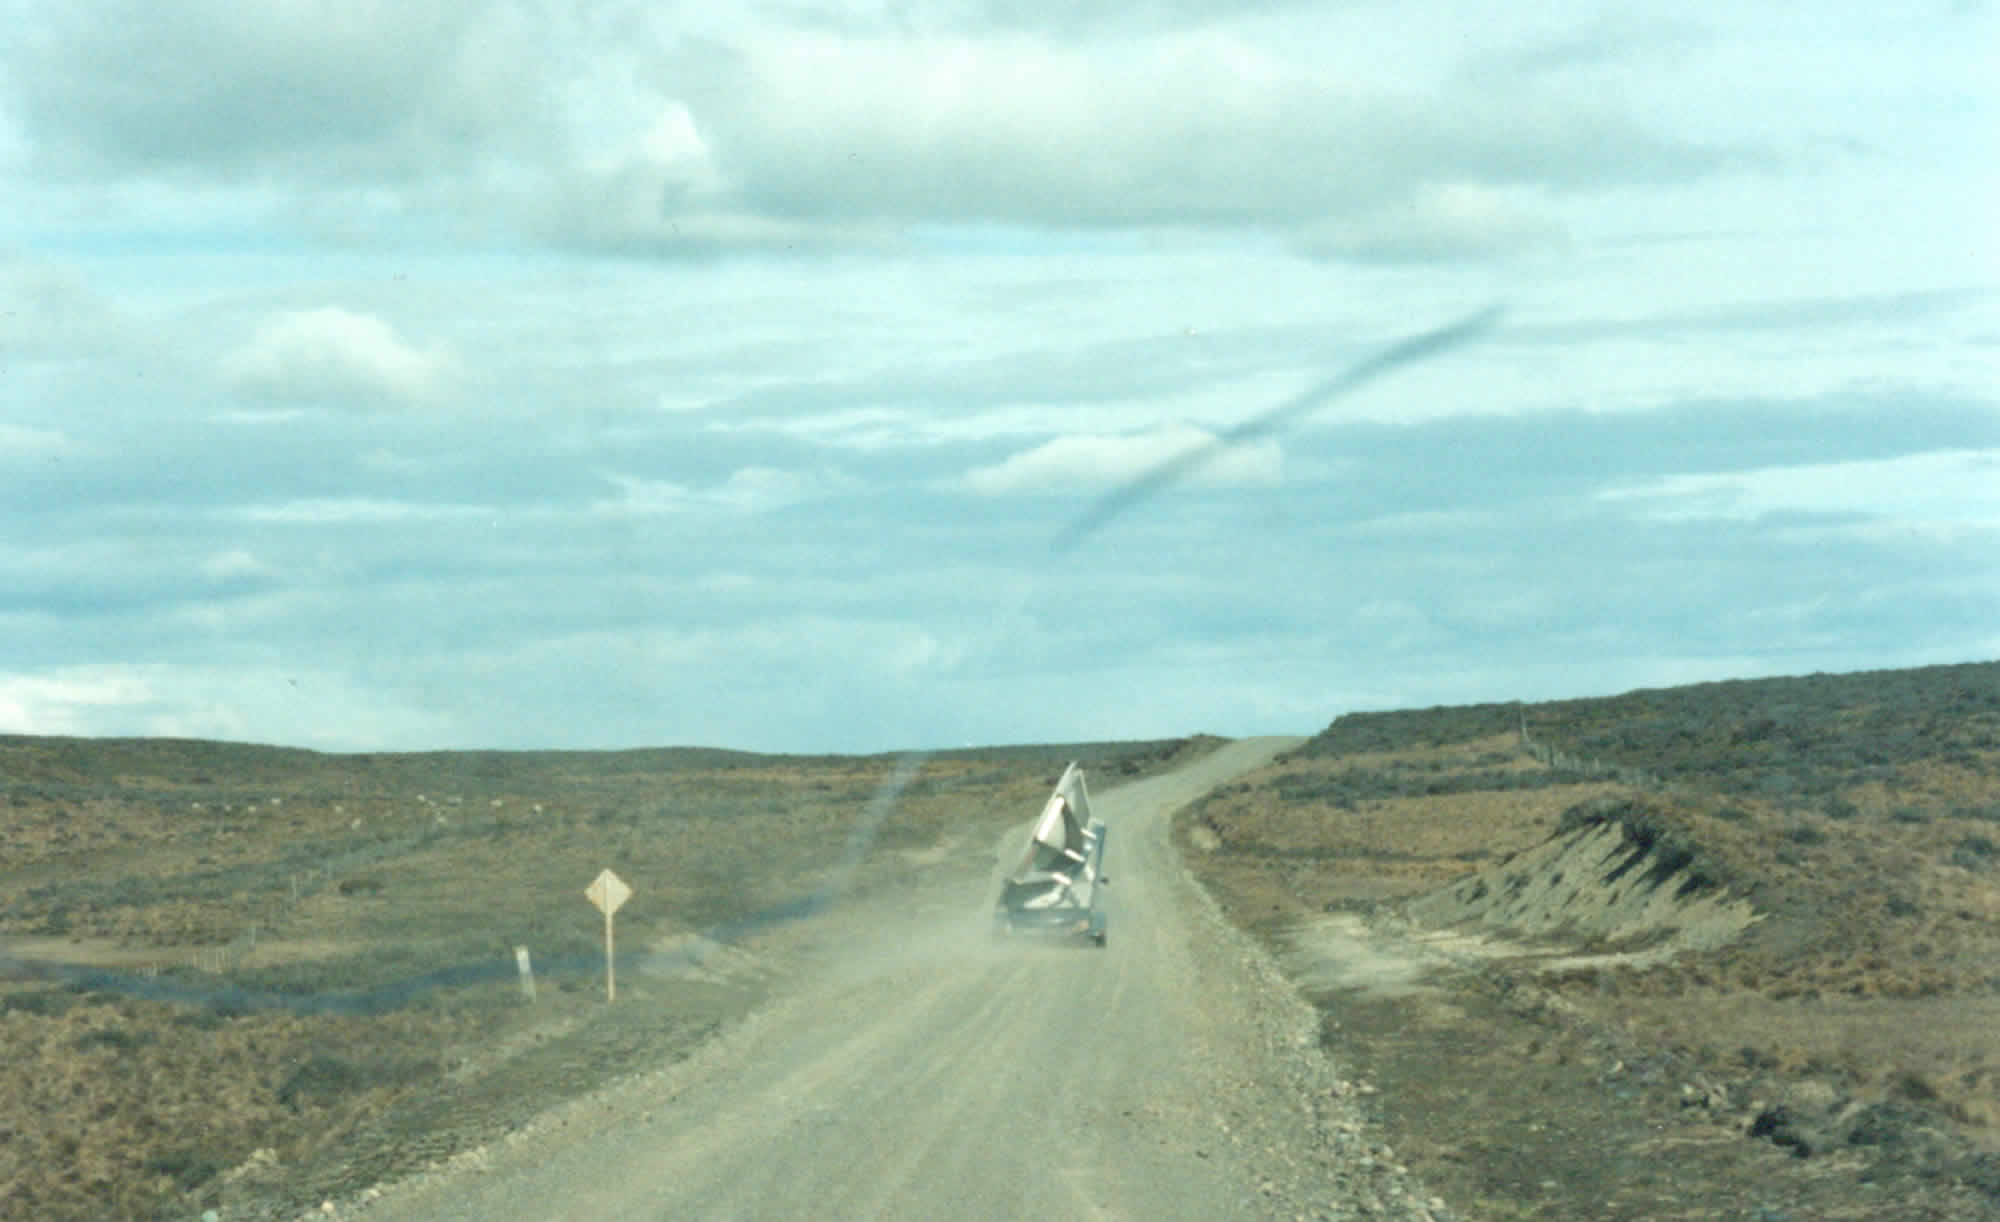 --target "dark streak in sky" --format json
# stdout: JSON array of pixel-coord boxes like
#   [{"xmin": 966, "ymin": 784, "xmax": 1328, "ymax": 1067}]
[{"xmin": 1051, "ymin": 306, "xmax": 1504, "ymax": 552}]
